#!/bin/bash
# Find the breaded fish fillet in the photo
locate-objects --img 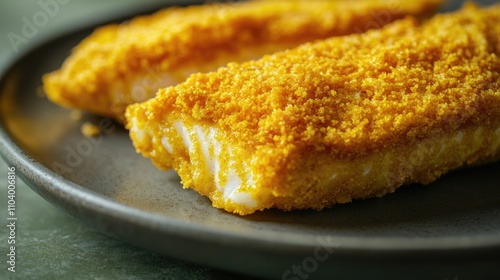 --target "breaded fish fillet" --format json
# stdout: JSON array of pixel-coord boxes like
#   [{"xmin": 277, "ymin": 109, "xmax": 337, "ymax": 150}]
[
  {"xmin": 43, "ymin": 0, "xmax": 442, "ymax": 122},
  {"xmin": 126, "ymin": 3, "xmax": 500, "ymax": 215}
]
